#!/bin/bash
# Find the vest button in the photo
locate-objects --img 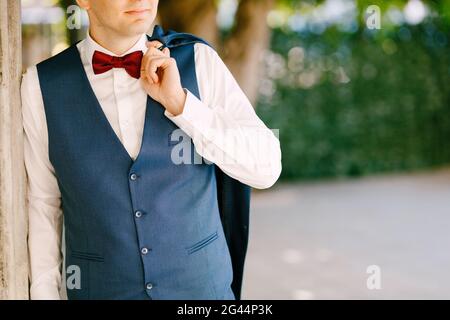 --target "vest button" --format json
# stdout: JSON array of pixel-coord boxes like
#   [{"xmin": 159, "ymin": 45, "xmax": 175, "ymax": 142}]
[
  {"xmin": 130, "ymin": 173, "xmax": 137, "ymax": 181},
  {"xmin": 141, "ymin": 247, "xmax": 149, "ymax": 255},
  {"xmin": 146, "ymin": 283, "xmax": 153, "ymax": 290},
  {"xmin": 135, "ymin": 210, "xmax": 143, "ymax": 218}
]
